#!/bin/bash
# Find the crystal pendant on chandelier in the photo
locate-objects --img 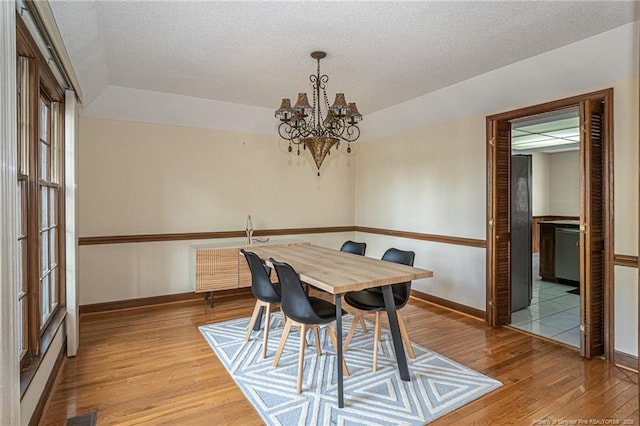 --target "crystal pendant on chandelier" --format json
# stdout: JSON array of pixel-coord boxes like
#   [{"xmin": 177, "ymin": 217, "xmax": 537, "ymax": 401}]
[{"xmin": 274, "ymin": 51, "xmax": 363, "ymax": 174}]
